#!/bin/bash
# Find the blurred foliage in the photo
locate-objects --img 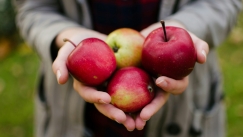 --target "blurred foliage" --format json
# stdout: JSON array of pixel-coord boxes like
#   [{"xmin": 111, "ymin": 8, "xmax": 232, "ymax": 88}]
[
  {"xmin": 0, "ymin": 0, "xmax": 21, "ymax": 61},
  {"xmin": 0, "ymin": 0, "xmax": 17, "ymax": 36},
  {"xmin": 217, "ymin": 11, "xmax": 243, "ymax": 137},
  {"xmin": 0, "ymin": 43, "xmax": 40, "ymax": 137},
  {"xmin": 0, "ymin": 3, "xmax": 37, "ymax": 137}
]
